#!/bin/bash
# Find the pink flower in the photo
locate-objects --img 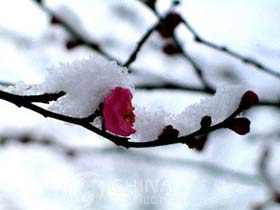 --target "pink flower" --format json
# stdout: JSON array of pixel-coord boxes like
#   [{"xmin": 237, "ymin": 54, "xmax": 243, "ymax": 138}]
[{"xmin": 102, "ymin": 87, "xmax": 136, "ymax": 136}]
